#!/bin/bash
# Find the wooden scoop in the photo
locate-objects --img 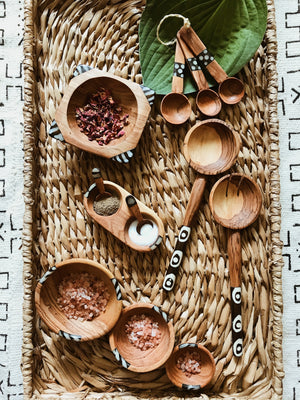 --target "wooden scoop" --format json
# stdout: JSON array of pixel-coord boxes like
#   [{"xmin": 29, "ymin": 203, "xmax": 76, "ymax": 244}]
[
  {"xmin": 177, "ymin": 35, "xmax": 221, "ymax": 117},
  {"xmin": 160, "ymin": 39, "xmax": 192, "ymax": 125},
  {"xmin": 163, "ymin": 119, "xmax": 241, "ymax": 292},
  {"xmin": 125, "ymin": 195, "xmax": 154, "ymax": 234},
  {"xmin": 209, "ymin": 173, "xmax": 262, "ymax": 357},
  {"xmin": 92, "ymin": 168, "xmax": 111, "ymax": 199},
  {"xmin": 178, "ymin": 26, "xmax": 244, "ymax": 105}
]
